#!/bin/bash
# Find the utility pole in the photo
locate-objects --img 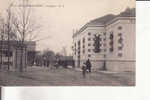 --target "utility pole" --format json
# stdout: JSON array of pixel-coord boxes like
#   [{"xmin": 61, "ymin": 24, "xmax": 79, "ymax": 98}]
[
  {"xmin": 0, "ymin": 35, "xmax": 3, "ymax": 70},
  {"xmin": 6, "ymin": 5, "xmax": 12, "ymax": 71}
]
